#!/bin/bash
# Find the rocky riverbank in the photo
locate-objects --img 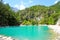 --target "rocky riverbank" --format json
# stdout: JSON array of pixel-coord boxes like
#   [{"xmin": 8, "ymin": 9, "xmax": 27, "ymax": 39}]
[
  {"xmin": 0, "ymin": 35, "xmax": 17, "ymax": 40},
  {"xmin": 48, "ymin": 25, "xmax": 60, "ymax": 40}
]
